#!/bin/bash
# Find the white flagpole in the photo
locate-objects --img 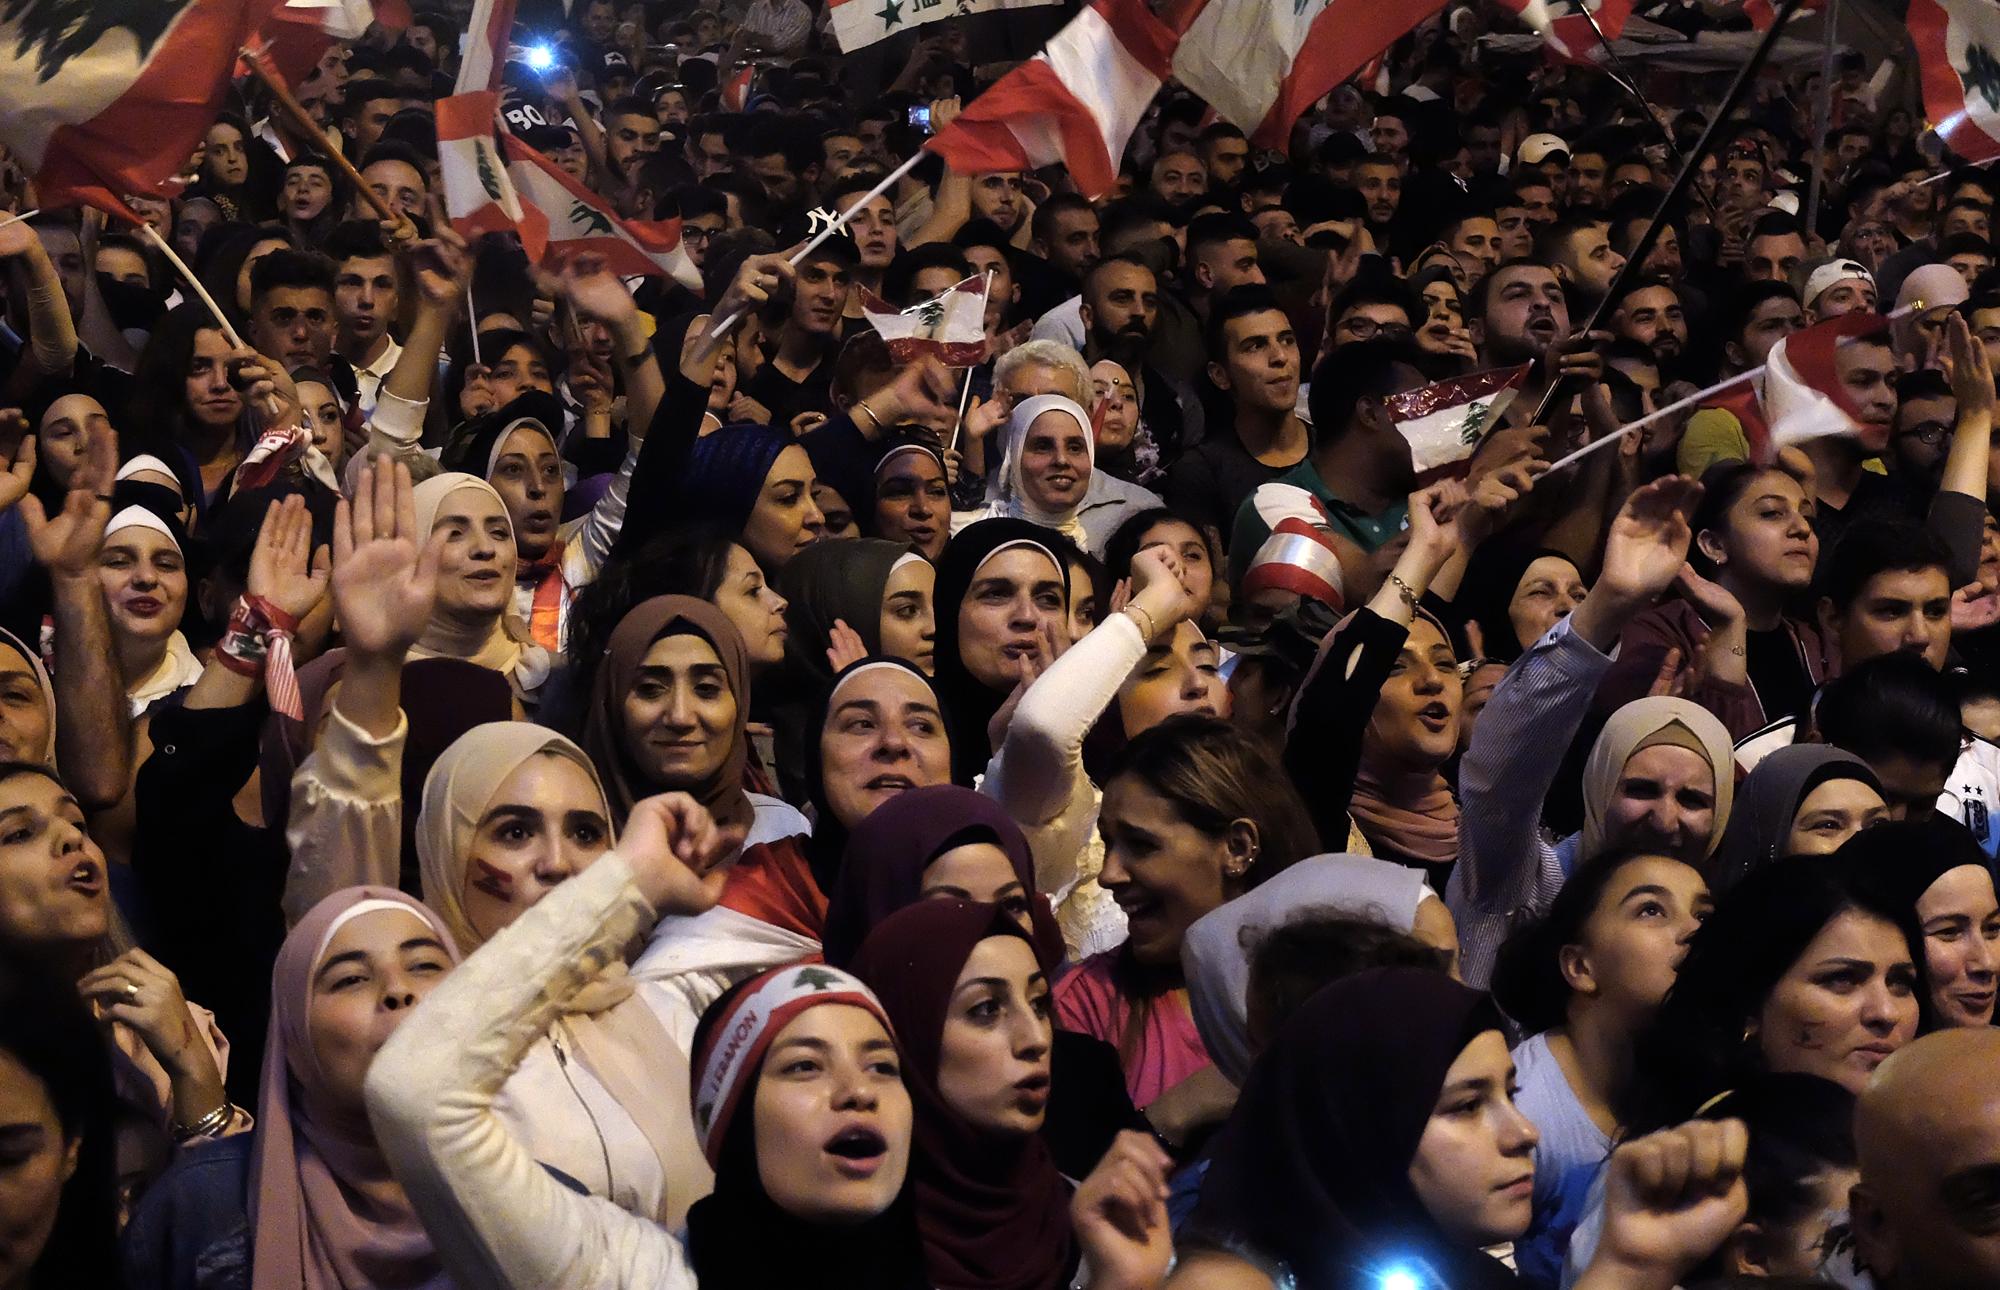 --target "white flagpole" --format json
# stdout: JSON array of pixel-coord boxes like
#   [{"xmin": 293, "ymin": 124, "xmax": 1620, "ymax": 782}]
[
  {"xmin": 706, "ymin": 149, "xmax": 928, "ymax": 342},
  {"xmin": 138, "ymin": 222, "xmax": 287, "ymax": 420},
  {"xmin": 1543, "ymin": 302, "xmax": 1922, "ymax": 473},
  {"xmin": 950, "ymin": 268, "xmax": 996, "ymax": 454},
  {"xmin": 467, "ymin": 280, "xmax": 483, "ymax": 366}
]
